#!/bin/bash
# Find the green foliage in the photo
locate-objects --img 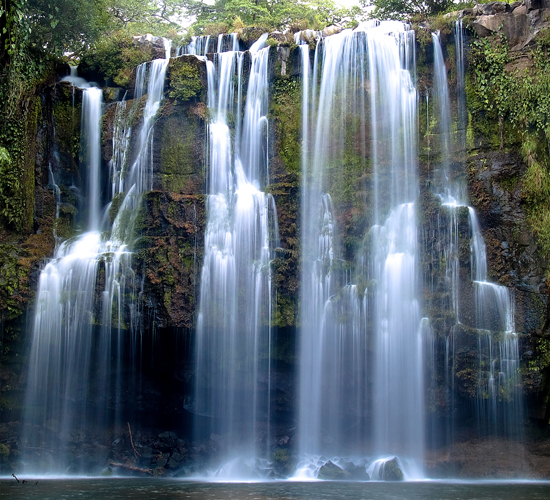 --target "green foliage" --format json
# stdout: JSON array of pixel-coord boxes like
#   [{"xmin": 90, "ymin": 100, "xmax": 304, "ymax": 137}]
[
  {"xmin": 271, "ymin": 76, "xmax": 301, "ymax": 174},
  {"xmin": 469, "ymin": 34, "xmax": 510, "ymax": 126},
  {"xmin": 0, "ymin": 142, "xmax": 24, "ymax": 226},
  {"xmin": 364, "ymin": 0, "xmax": 452, "ymax": 21},
  {"xmin": 168, "ymin": 59, "xmax": 203, "ymax": 102},
  {"xmin": 22, "ymin": 0, "xmax": 111, "ymax": 57},
  {"xmin": 468, "ymin": 29, "xmax": 550, "ymax": 267},
  {"xmin": 80, "ymin": 31, "xmax": 154, "ymax": 87},
  {"xmin": 186, "ymin": 0, "xmax": 355, "ymax": 35},
  {"xmin": 0, "ymin": 243, "xmax": 25, "ymax": 320},
  {"xmin": 107, "ymin": 0, "xmax": 186, "ymax": 36}
]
